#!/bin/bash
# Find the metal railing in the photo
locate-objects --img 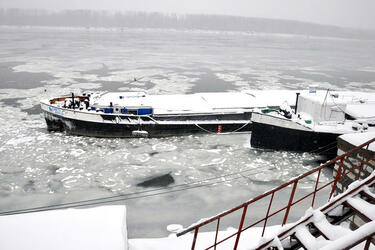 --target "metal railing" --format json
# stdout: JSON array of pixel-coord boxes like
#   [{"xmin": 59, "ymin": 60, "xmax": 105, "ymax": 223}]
[{"xmin": 177, "ymin": 137, "xmax": 375, "ymax": 250}]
